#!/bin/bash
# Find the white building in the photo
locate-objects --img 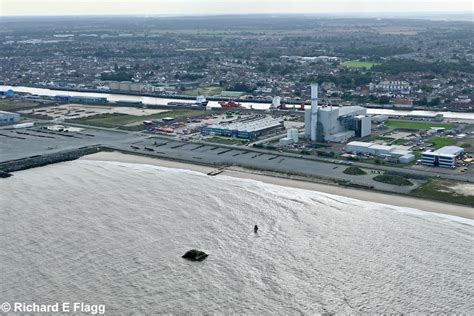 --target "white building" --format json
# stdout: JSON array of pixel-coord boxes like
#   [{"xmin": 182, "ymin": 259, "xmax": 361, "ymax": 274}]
[
  {"xmin": 287, "ymin": 128, "xmax": 299, "ymax": 143},
  {"xmin": 202, "ymin": 116, "xmax": 283, "ymax": 139},
  {"xmin": 345, "ymin": 141, "xmax": 414, "ymax": 163},
  {"xmin": 373, "ymin": 80, "xmax": 410, "ymax": 92},
  {"xmin": 305, "ymin": 87, "xmax": 372, "ymax": 144},
  {"xmin": 0, "ymin": 111, "xmax": 20, "ymax": 126},
  {"xmin": 421, "ymin": 146, "xmax": 464, "ymax": 168},
  {"xmin": 279, "ymin": 137, "xmax": 294, "ymax": 146},
  {"xmin": 271, "ymin": 96, "xmax": 281, "ymax": 109},
  {"xmin": 399, "ymin": 154, "xmax": 416, "ymax": 164}
]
